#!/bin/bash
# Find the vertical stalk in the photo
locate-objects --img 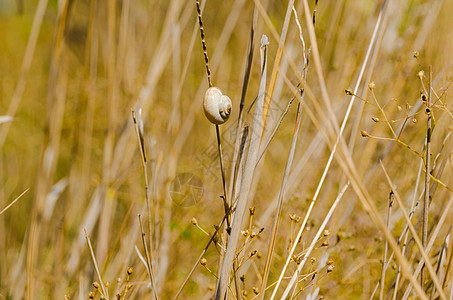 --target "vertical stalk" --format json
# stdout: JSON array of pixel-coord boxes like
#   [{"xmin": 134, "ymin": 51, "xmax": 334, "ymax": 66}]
[
  {"xmin": 259, "ymin": 94, "xmax": 303, "ymax": 300},
  {"xmin": 215, "ymin": 35, "xmax": 269, "ymax": 300},
  {"xmin": 195, "ymin": 0, "xmax": 229, "ymax": 227},
  {"xmin": 216, "ymin": 124, "xmax": 229, "ymax": 226},
  {"xmin": 379, "ymin": 192, "xmax": 393, "ymax": 300},
  {"xmin": 195, "ymin": 0, "xmax": 212, "ymax": 87},
  {"xmin": 422, "ymin": 65, "xmax": 432, "ymax": 287},
  {"xmin": 139, "ymin": 215, "xmax": 158, "ymax": 300}
]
